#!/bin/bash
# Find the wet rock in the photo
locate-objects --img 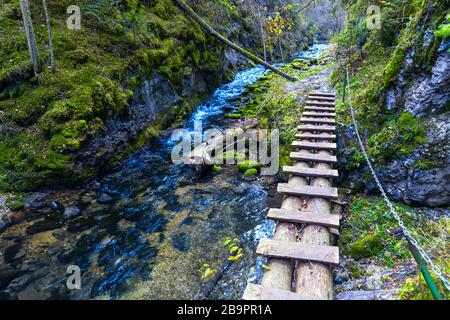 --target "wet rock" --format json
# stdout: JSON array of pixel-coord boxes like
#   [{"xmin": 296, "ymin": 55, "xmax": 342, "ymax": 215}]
[
  {"xmin": 405, "ymin": 166, "xmax": 450, "ymax": 206},
  {"xmin": 80, "ymin": 194, "xmax": 95, "ymax": 204},
  {"xmin": 90, "ymin": 181, "xmax": 101, "ymax": 190},
  {"xmin": 13, "ymin": 249, "xmax": 26, "ymax": 260},
  {"xmin": 335, "ymin": 271, "xmax": 350, "ymax": 284},
  {"xmin": 365, "ymin": 266, "xmax": 384, "ymax": 290},
  {"xmin": 172, "ymin": 233, "xmax": 190, "ymax": 252},
  {"xmin": 24, "ymin": 200, "xmax": 45, "ymax": 209},
  {"xmin": 0, "ymin": 266, "xmax": 22, "ymax": 290},
  {"xmin": 46, "ymin": 246, "xmax": 63, "ymax": 256},
  {"xmin": 4, "ymin": 243, "xmax": 21, "ymax": 263},
  {"xmin": 98, "ymin": 193, "xmax": 113, "ymax": 204},
  {"xmin": 85, "ymin": 203, "xmax": 109, "ymax": 216},
  {"xmin": 404, "ymin": 50, "xmax": 450, "ymax": 117},
  {"xmin": 335, "ymin": 290, "xmax": 395, "ymax": 300},
  {"xmin": 64, "ymin": 206, "xmax": 81, "ymax": 220},
  {"xmin": 67, "ymin": 216, "xmax": 96, "ymax": 232},
  {"xmin": 7, "ymin": 274, "xmax": 31, "ymax": 291},
  {"xmin": 182, "ymin": 216, "xmax": 195, "ymax": 225},
  {"xmin": 48, "ymin": 200, "xmax": 62, "ymax": 211},
  {"xmin": 26, "ymin": 218, "xmax": 61, "ymax": 235},
  {"xmin": 17, "ymin": 286, "xmax": 51, "ymax": 300},
  {"xmin": 0, "ymin": 219, "xmax": 6, "ymax": 230},
  {"xmin": 52, "ymin": 229, "xmax": 65, "ymax": 241},
  {"xmin": 235, "ymin": 183, "xmax": 248, "ymax": 194}
]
